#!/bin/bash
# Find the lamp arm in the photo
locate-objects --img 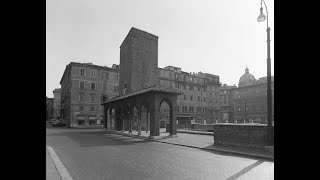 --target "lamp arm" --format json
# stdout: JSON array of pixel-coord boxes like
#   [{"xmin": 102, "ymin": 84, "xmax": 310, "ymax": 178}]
[{"xmin": 261, "ymin": 0, "xmax": 269, "ymax": 28}]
